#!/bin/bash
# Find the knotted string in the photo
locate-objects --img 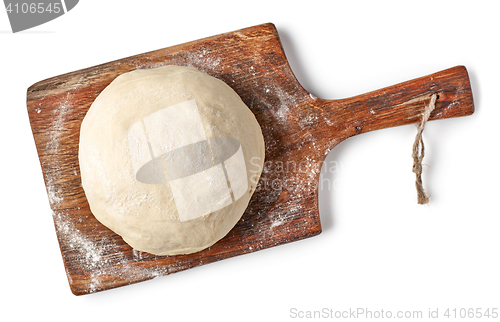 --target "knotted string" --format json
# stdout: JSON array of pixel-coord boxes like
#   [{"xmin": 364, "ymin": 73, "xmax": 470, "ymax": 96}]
[{"xmin": 412, "ymin": 93, "xmax": 438, "ymax": 204}]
